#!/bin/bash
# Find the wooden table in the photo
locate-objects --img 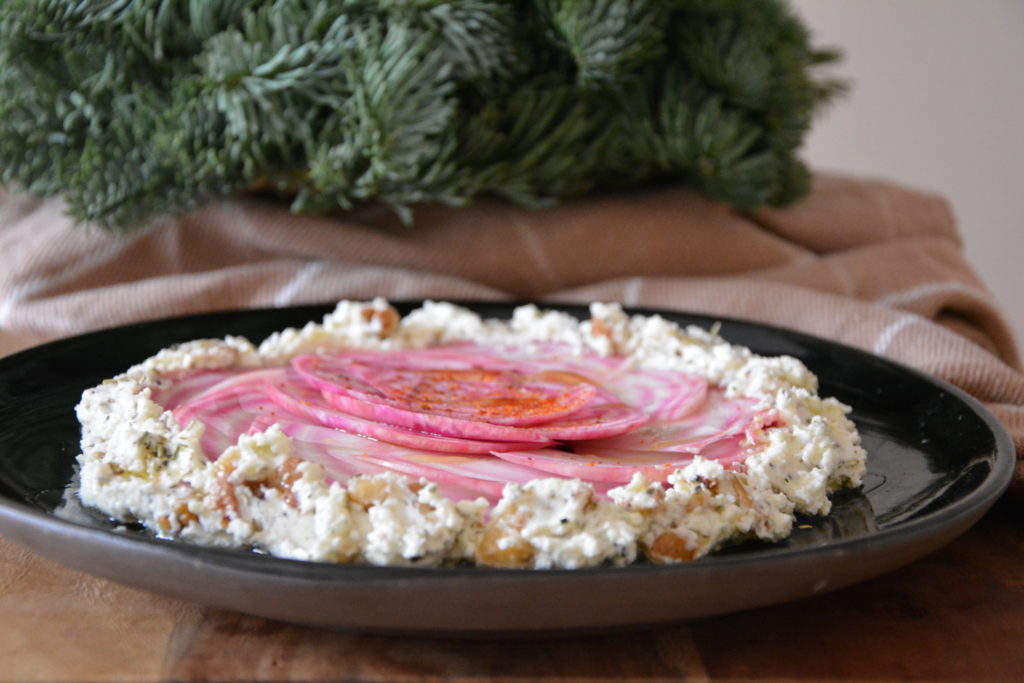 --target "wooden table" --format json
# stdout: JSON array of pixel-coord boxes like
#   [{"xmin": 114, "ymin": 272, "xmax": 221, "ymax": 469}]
[{"xmin": 2, "ymin": 333, "xmax": 1022, "ymax": 681}]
